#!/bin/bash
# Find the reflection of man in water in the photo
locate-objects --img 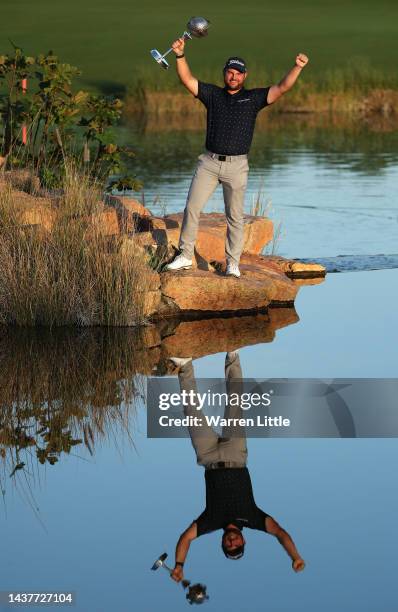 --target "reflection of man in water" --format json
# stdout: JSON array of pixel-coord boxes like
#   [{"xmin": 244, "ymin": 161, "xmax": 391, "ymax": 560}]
[{"xmin": 168, "ymin": 351, "xmax": 306, "ymax": 584}]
